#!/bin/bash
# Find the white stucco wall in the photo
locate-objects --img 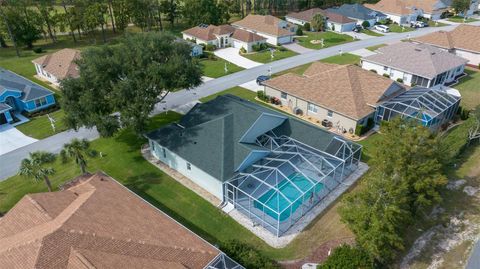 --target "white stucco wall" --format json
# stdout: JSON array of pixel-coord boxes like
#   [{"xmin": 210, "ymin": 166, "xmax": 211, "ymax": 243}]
[
  {"xmin": 182, "ymin": 33, "xmax": 216, "ymax": 47},
  {"xmin": 149, "ymin": 140, "xmax": 223, "ymax": 200}
]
